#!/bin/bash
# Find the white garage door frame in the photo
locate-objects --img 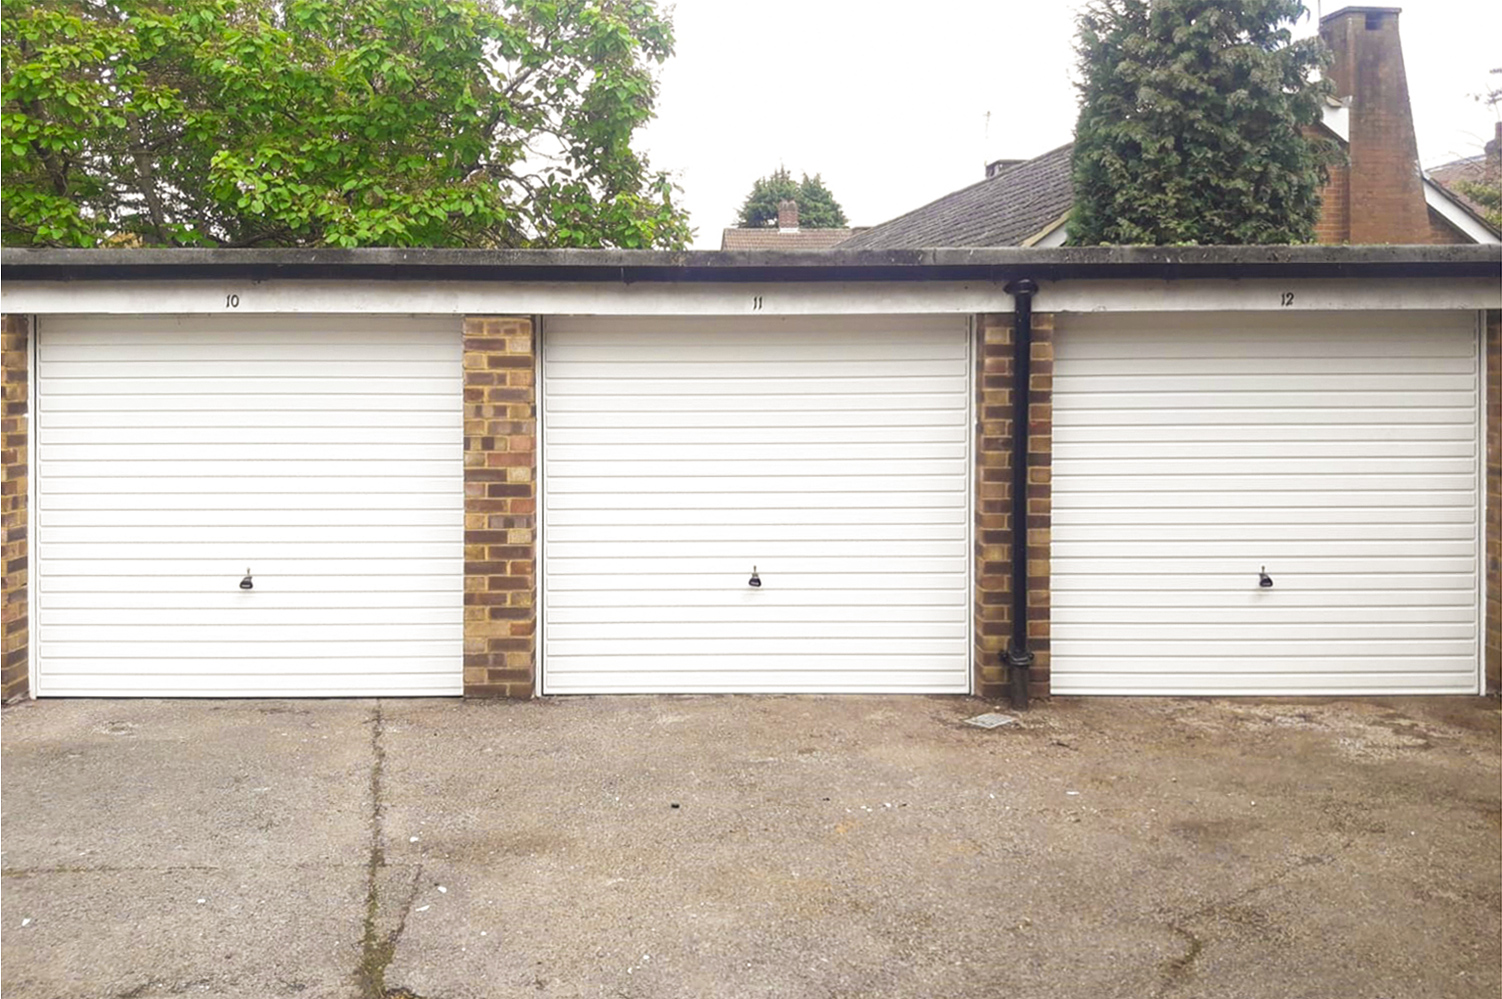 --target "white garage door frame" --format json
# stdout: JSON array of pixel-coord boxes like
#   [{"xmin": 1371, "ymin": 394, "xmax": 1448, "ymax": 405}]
[
  {"xmin": 29, "ymin": 314, "xmax": 466, "ymax": 697},
  {"xmin": 536, "ymin": 314, "xmax": 975, "ymax": 695},
  {"xmin": 1050, "ymin": 310, "xmax": 1486, "ymax": 696}
]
